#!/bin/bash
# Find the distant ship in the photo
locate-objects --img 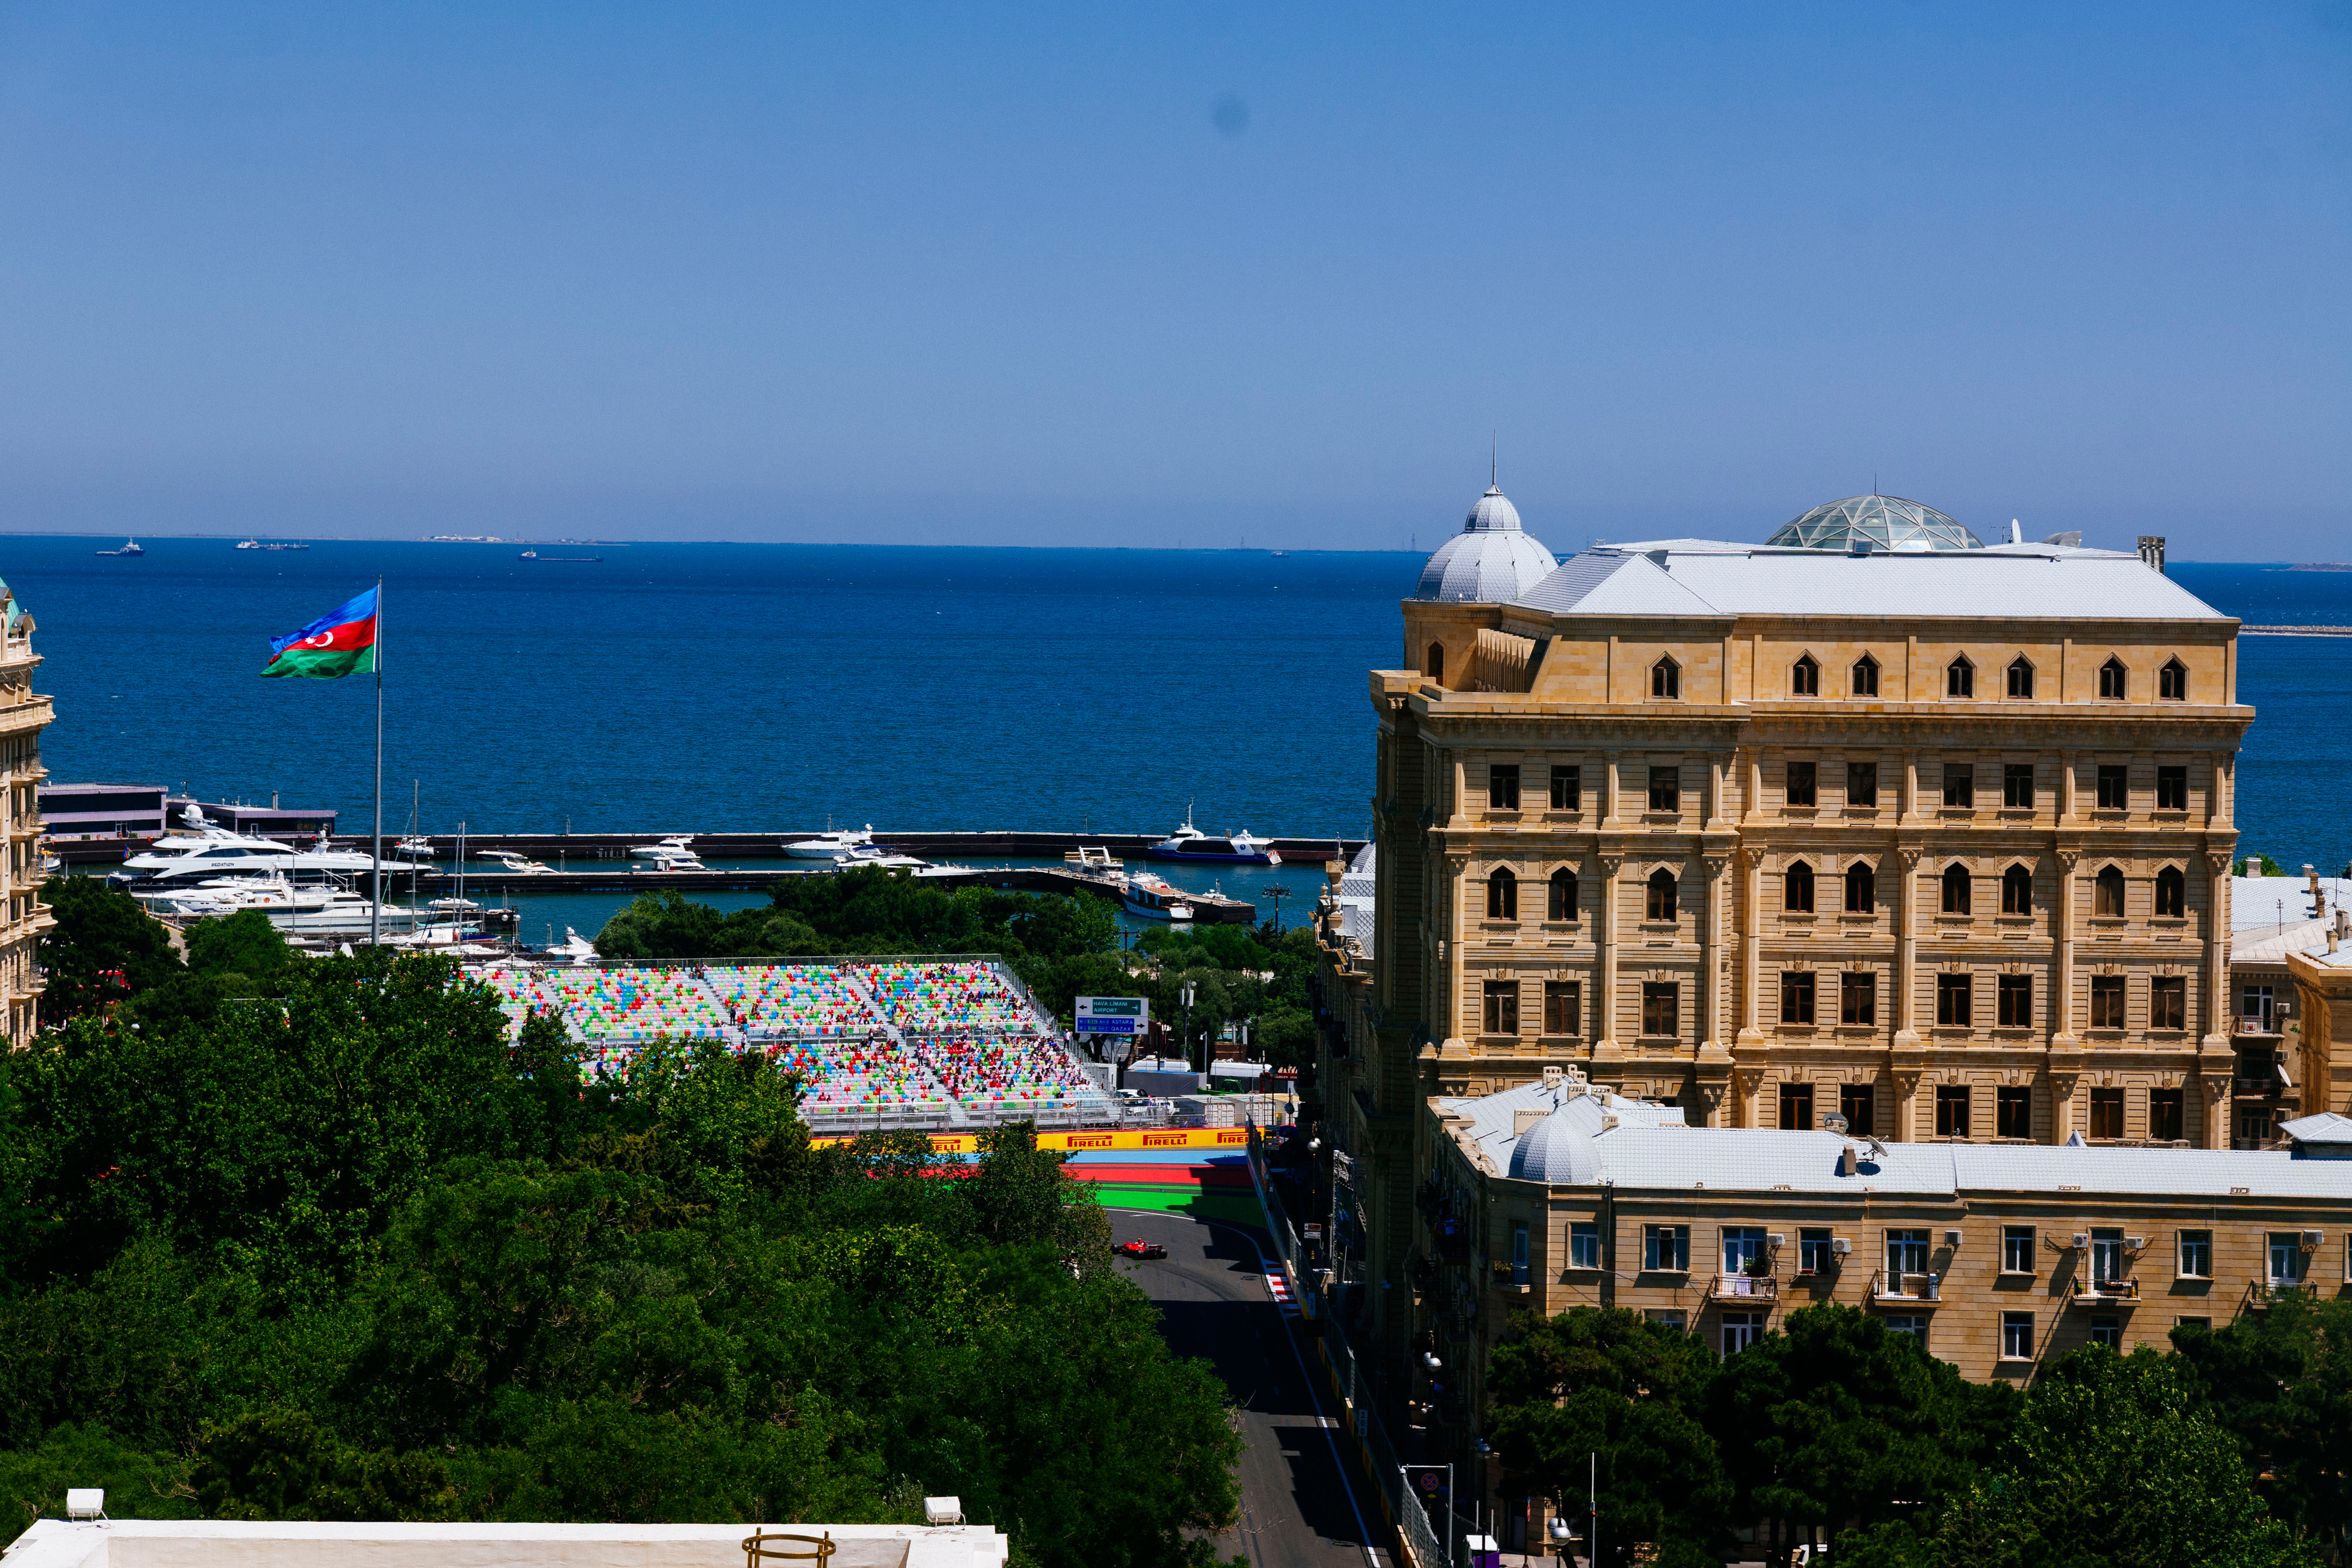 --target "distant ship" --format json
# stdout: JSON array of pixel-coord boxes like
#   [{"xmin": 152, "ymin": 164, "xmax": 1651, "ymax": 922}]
[
  {"xmin": 93, "ymin": 538, "xmax": 145, "ymax": 557},
  {"xmin": 519, "ymin": 550, "xmax": 604, "ymax": 562},
  {"xmin": 236, "ymin": 540, "xmax": 310, "ymax": 551}
]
